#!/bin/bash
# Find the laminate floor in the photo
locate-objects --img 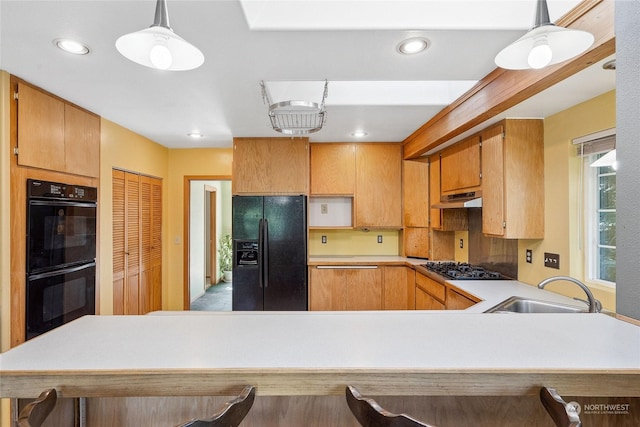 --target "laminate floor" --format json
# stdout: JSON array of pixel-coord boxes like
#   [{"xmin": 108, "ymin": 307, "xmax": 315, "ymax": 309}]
[{"xmin": 190, "ymin": 282, "xmax": 232, "ymax": 311}]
